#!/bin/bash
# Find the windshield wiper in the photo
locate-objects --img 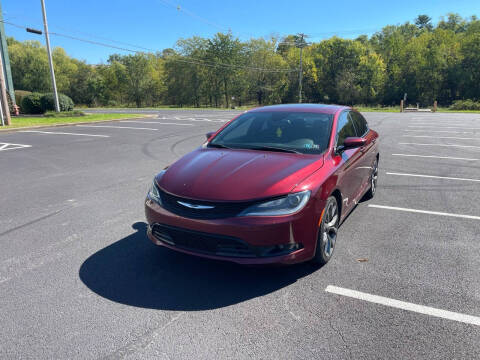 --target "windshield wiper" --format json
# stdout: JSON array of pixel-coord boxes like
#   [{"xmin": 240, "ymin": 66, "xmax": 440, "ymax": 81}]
[
  {"xmin": 246, "ymin": 145, "xmax": 301, "ymax": 154},
  {"xmin": 208, "ymin": 143, "xmax": 233, "ymax": 149}
]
